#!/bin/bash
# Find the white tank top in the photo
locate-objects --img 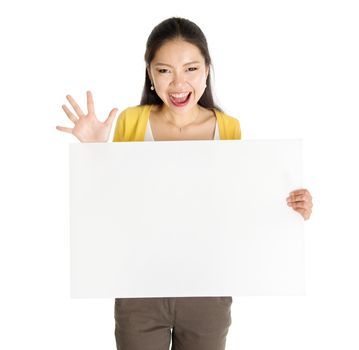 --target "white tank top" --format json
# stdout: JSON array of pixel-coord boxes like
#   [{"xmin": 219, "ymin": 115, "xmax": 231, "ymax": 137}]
[{"xmin": 144, "ymin": 119, "xmax": 220, "ymax": 141}]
